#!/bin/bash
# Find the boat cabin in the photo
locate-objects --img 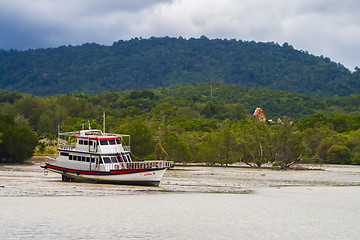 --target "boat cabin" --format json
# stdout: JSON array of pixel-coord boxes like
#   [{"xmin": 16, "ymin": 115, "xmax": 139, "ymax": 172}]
[{"xmin": 56, "ymin": 130, "xmax": 133, "ymax": 171}]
